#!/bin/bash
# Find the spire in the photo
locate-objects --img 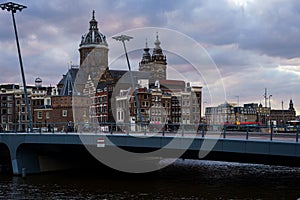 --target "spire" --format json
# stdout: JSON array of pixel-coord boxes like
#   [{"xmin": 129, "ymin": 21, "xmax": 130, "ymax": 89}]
[
  {"xmin": 152, "ymin": 32, "xmax": 167, "ymax": 64},
  {"xmin": 154, "ymin": 32, "xmax": 161, "ymax": 49},
  {"xmin": 140, "ymin": 38, "xmax": 151, "ymax": 64},
  {"xmin": 89, "ymin": 10, "xmax": 98, "ymax": 31},
  {"xmin": 289, "ymin": 99, "xmax": 294, "ymax": 111},
  {"xmin": 145, "ymin": 38, "xmax": 148, "ymax": 48}
]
